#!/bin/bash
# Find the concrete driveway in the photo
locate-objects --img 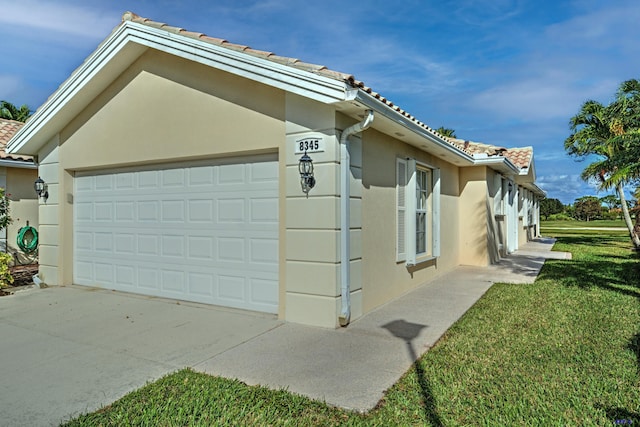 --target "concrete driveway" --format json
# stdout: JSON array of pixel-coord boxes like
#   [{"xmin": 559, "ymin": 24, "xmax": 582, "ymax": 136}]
[
  {"xmin": 1, "ymin": 239, "xmax": 568, "ymax": 425},
  {"xmin": 0, "ymin": 286, "xmax": 282, "ymax": 427}
]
